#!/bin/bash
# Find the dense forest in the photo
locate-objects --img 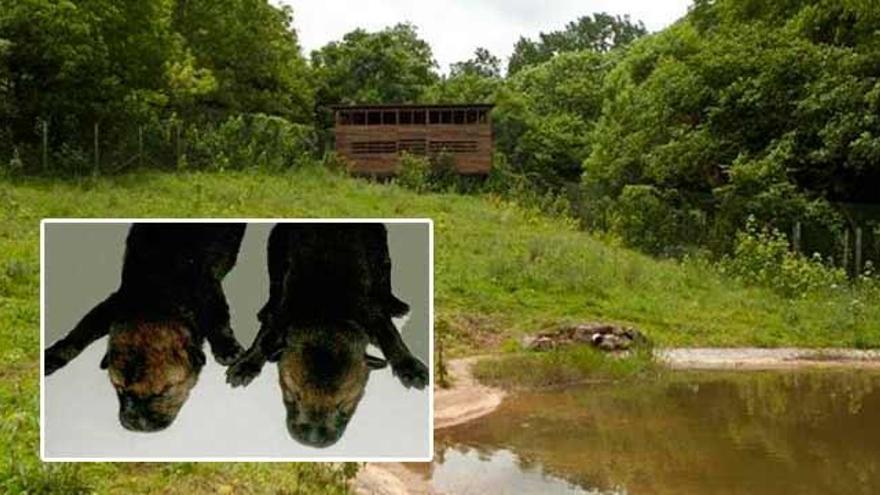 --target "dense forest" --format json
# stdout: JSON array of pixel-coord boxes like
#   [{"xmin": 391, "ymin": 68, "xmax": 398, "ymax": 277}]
[{"xmin": 1, "ymin": 0, "xmax": 878, "ymax": 261}]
